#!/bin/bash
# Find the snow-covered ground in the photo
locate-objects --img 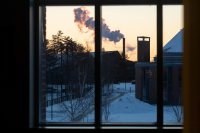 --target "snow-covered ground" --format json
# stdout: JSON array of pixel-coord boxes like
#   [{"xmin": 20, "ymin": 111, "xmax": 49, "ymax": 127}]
[{"xmin": 46, "ymin": 82, "xmax": 183, "ymax": 124}]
